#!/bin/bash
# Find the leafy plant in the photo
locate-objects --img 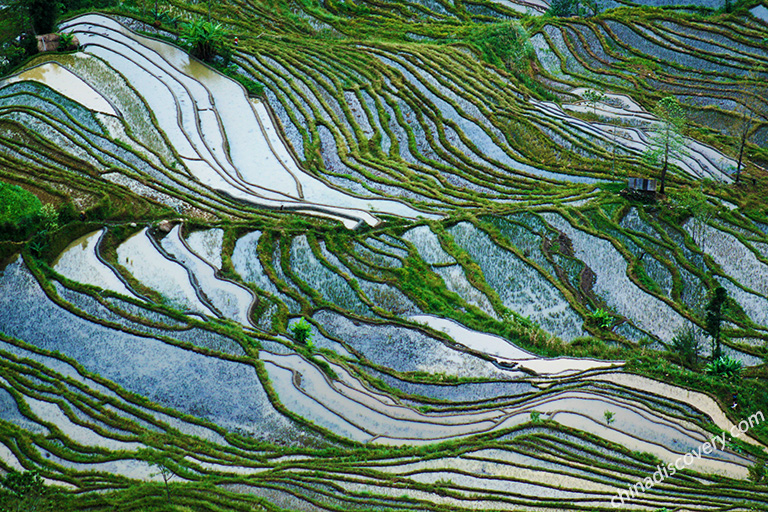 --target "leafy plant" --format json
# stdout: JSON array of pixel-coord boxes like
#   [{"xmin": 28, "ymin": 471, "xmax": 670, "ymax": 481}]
[
  {"xmin": 181, "ymin": 19, "xmax": 228, "ymax": 62},
  {"xmin": 530, "ymin": 410, "xmax": 541, "ymax": 422},
  {"xmin": 28, "ymin": 234, "xmax": 48, "ymax": 257},
  {"xmin": 37, "ymin": 203, "xmax": 59, "ymax": 232},
  {"xmin": 546, "ymin": 0, "xmax": 598, "ymax": 17},
  {"xmin": 151, "ymin": 8, "xmax": 181, "ymax": 26},
  {"xmin": 290, "ymin": 317, "xmax": 313, "ymax": 346},
  {"xmin": 604, "ymin": 410, "xmax": 615, "ymax": 425},
  {"xmin": 705, "ymin": 356, "xmax": 742, "ymax": 380},
  {"xmin": 0, "ymin": 180, "xmax": 41, "ymax": 226},
  {"xmin": 58, "ymin": 32, "xmax": 75, "ymax": 49},
  {"xmin": 589, "ymin": 308, "xmax": 613, "ymax": 330},
  {"xmin": 547, "ymin": 0, "xmax": 578, "ymax": 17}
]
